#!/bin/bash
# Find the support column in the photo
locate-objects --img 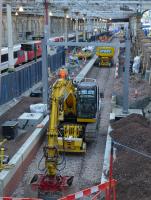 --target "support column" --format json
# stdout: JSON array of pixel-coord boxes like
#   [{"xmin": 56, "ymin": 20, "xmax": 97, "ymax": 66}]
[
  {"xmin": 123, "ymin": 26, "xmax": 130, "ymax": 114},
  {"xmin": 73, "ymin": 20, "xmax": 75, "ymax": 32},
  {"xmin": 97, "ymin": 18, "xmax": 99, "ymax": 29},
  {"xmin": 71, "ymin": 19, "xmax": 74, "ymax": 33},
  {"xmin": 7, "ymin": 4, "xmax": 14, "ymax": 69},
  {"xmin": 86, "ymin": 16, "xmax": 90, "ymax": 39},
  {"xmin": 93, "ymin": 18, "xmax": 96, "ymax": 31},
  {"xmin": 76, "ymin": 19, "xmax": 79, "ymax": 42},
  {"xmin": 78, "ymin": 19, "xmax": 80, "ymax": 32},
  {"xmin": 28, "ymin": 17, "xmax": 32, "ymax": 32},
  {"xmin": 136, "ymin": 15, "xmax": 142, "ymax": 55},
  {"xmin": 48, "ymin": 14, "xmax": 51, "ymax": 38},
  {"xmin": 75, "ymin": 12, "xmax": 79, "ymax": 42},
  {"xmin": 0, "ymin": 0, "xmax": 2, "ymax": 98},
  {"xmin": 101, "ymin": 21, "xmax": 104, "ymax": 31},
  {"xmin": 83, "ymin": 18, "xmax": 86, "ymax": 41},
  {"xmin": 83, "ymin": 15, "xmax": 86, "ymax": 41},
  {"xmin": 92, "ymin": 18, "xmax": 96, "ymax": 35},
  {"xmin": 68, "ymin": 18, "xmax": 71, "ymax": 32},
  {"xmin": 100, "ymin": 20, "xmax": 103, "ymax": 32},
  {"xmin": 104, "ymin": 21, "xmax": 107, "ymax": 31},
  {"xmin": 61, "ymin": 18, "xmax": 64, "ymax": 35},
  {"xmin": 0, "ymin": 0, "xmax": 2, "ymax": 74},
  {"xmin": 65, "ymin": 17, "xmax": 68, "ymax": 42},
  {"xmin": 42, "ymin": 1, "xmax": 49, "ymax": 105},
  {"xmin": 64, "ymin": 9, "xmax": 68, "ymax": 43},
  {"xmin": 90, "ymin": 18, "xmax": 93, "ymax": 36}
]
